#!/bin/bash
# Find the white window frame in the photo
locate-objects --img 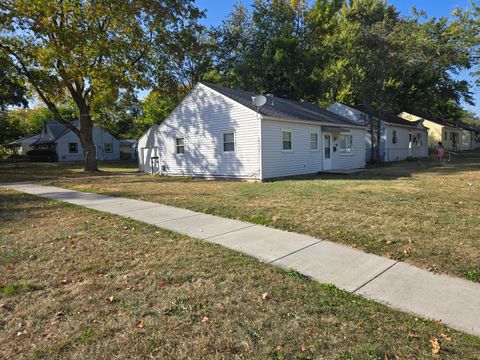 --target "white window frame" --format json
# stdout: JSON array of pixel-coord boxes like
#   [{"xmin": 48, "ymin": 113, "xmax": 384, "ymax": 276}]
[
  {"xmin": 310, "ymin": 132, "xmax": 319, "ymax": 151},
  {"xmin": 282, "ymin": 130, "xmax": 293, "ymax": 152},
  {"xmin": 339, "ymin": 134, "xmax": 353, "ymax": 154},
  {"xmin": 104, "ymin": 143, "xmax": 113, "ymax": 153},
  {"xmin": 223, "ymin": 132, "xmax": 235, "ymax": 153},
  {"xmin": 175, "ymin": 137, "xmax": 185, "ymax": 155}
]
